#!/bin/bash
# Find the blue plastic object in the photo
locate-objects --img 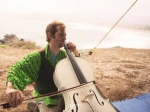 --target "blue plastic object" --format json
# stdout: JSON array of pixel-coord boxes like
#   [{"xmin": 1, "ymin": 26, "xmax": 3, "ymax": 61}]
[{"xmin": 112, "ymin": 93, "xmax": 150, "ymax": 112}]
